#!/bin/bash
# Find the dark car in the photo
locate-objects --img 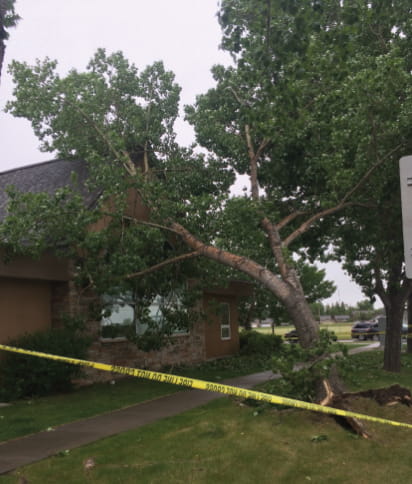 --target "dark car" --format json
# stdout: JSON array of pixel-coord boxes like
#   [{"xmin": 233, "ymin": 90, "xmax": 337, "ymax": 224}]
[
  {"xmin": 284, "ymin": 329, "xmax": 299, "ymax": 343},
  {"xmin": 351, "ymin": 321, "xmax": 379, "ymax": 340}
]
